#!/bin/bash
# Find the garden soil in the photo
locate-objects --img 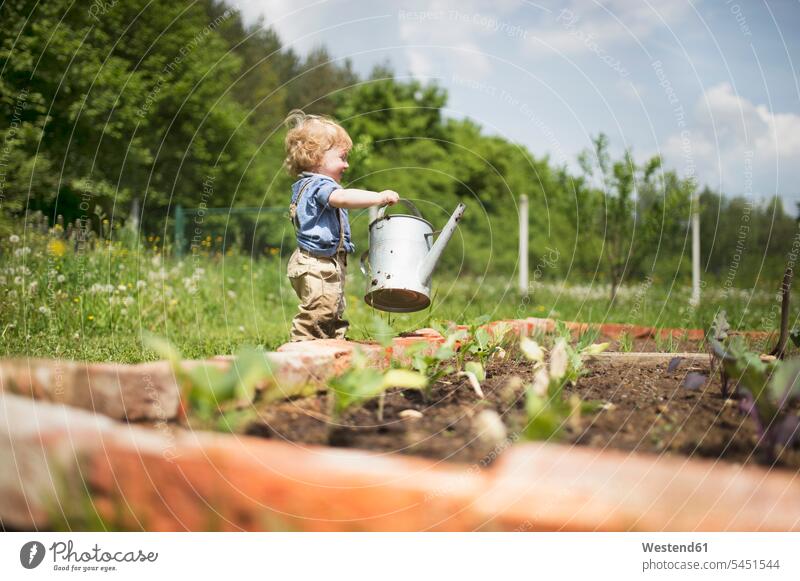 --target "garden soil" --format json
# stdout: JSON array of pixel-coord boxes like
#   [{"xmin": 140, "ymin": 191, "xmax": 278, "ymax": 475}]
[{"xmin": 235, "ymin": 353, "xmax": 800, "ymax": 471}]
